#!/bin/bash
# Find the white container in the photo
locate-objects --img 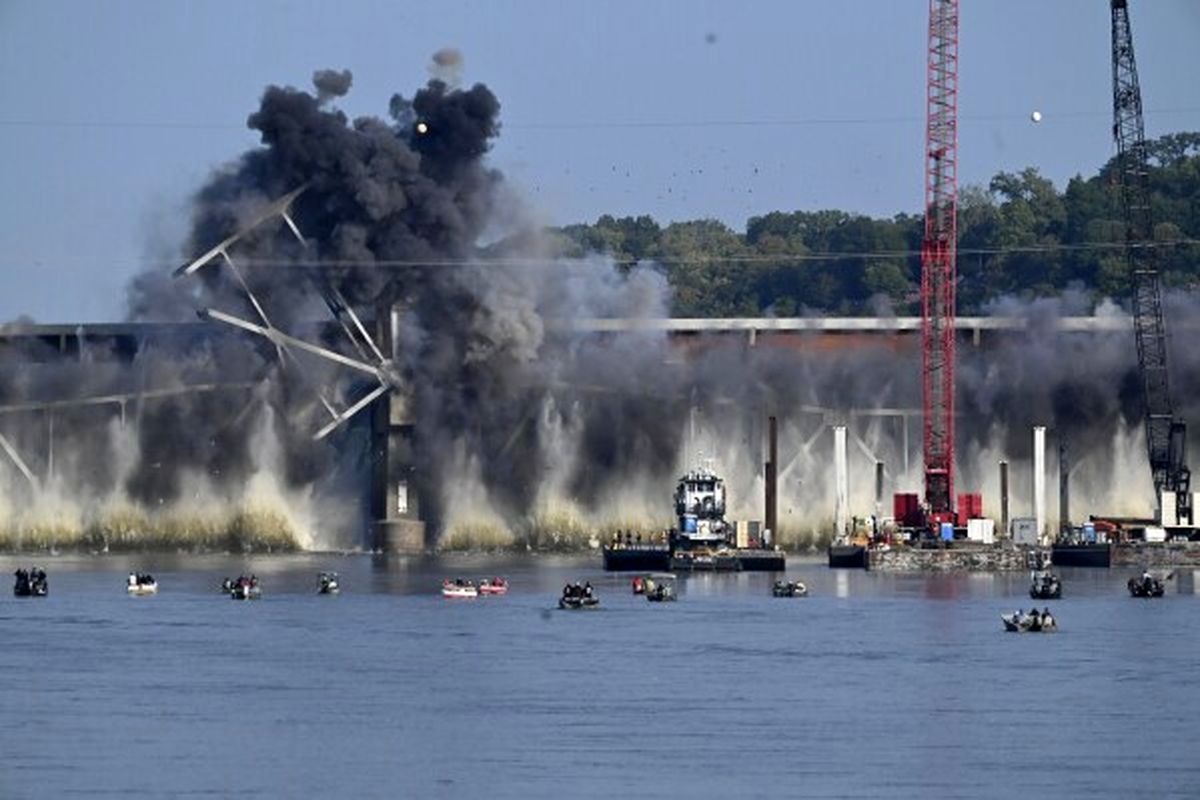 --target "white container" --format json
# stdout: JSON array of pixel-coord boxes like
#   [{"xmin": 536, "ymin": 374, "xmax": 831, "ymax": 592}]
[
  {"xmin": 967, "ymin": 518, "xmax": 995, "ymax": 544},
  {"xmin": 1145, "ymin": 526, "xmax": 1167, "ymax": 543}
]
